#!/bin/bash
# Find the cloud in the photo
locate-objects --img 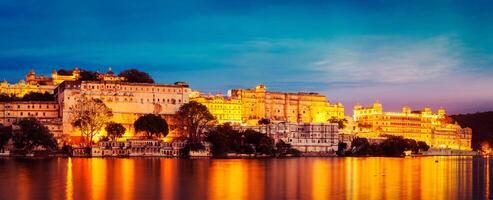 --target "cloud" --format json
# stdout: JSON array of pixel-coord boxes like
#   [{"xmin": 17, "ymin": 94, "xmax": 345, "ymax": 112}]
[{"xmin": 311, "ymin": 36, "xmax": 461, "ymax": 84}]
